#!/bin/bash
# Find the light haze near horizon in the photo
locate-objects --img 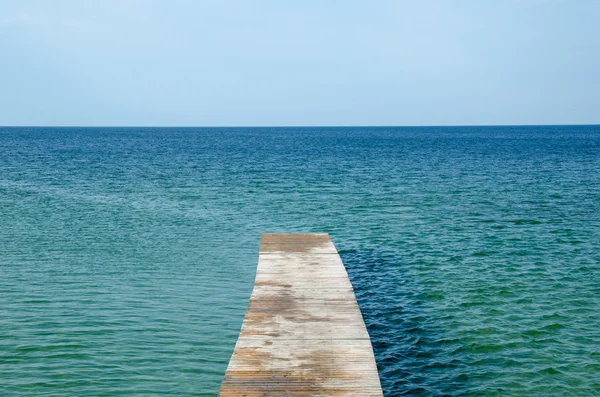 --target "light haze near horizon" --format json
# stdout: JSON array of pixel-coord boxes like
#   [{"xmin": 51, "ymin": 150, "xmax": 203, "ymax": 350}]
[{"xmin": 1, "ymin": 0, "xmax": 599, "ymax": 127}]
